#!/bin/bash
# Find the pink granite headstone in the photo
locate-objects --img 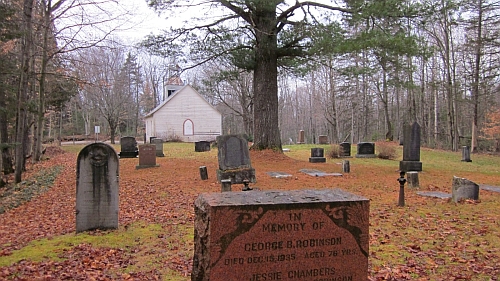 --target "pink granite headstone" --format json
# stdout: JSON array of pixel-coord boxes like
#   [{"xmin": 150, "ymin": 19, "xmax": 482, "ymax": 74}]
[{"xmin": 192, "ymin": 189, "xmax": 369, "ymax": 281}]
